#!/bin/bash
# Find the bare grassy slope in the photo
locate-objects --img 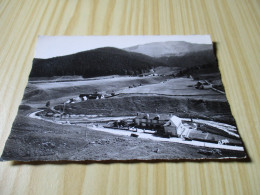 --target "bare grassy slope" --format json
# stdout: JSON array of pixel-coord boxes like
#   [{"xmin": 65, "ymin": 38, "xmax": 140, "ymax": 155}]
[
  {"xmin": 22, "ymin": 76, "xmax": 165, "ymax": 103},
  {"xmin": 1, "ymin": 112, "xmax": 245, "ymax": 161},
  {"xmin": 119, "ymin": 77, "xmax": 222, "ymax": 96},
  {"xmin": 59, "ymin": 96, "xmax": 235, "ymax": 125}
]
